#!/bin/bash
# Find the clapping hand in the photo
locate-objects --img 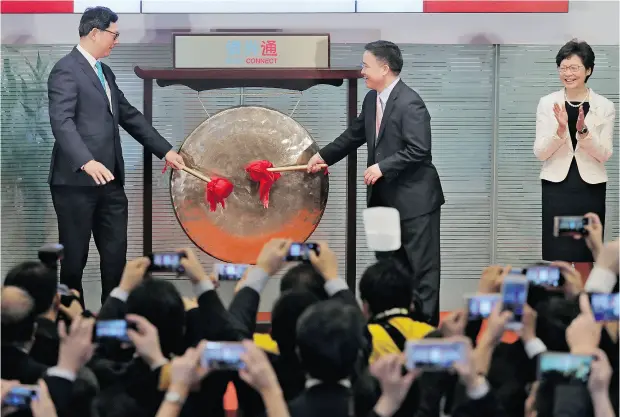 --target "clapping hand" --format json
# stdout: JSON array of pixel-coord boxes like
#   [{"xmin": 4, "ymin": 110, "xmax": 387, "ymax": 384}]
[
  {"xmin": 553, "ymin": 103, "xmax": 568, "ymax": 134},
  {"xmin": 576, "ymin": 105, "xmax": 586, "ymax": 133}
]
